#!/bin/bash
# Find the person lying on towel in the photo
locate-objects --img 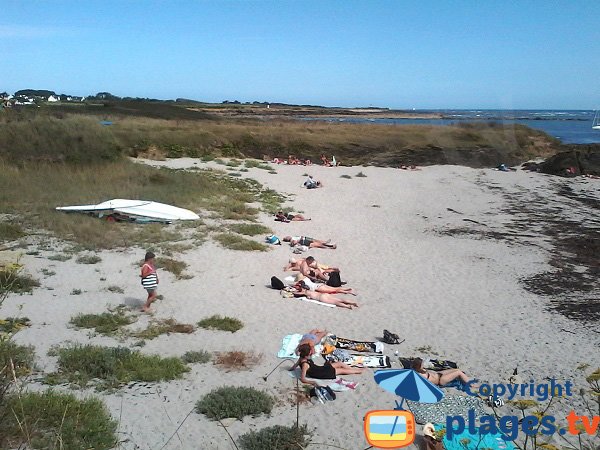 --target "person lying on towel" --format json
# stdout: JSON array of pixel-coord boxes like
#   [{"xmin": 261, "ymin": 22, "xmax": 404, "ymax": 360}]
[
  {"xmin": 412, "ymin": 358, "xmax": 477, "ymax": 388},
  {"xmin": 292, "ymin": 286, "xmax": 359, "ymax": 310},
  {"xmin": 289, "ymin": 343, "xmax": 365, "ymax": 385}
]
